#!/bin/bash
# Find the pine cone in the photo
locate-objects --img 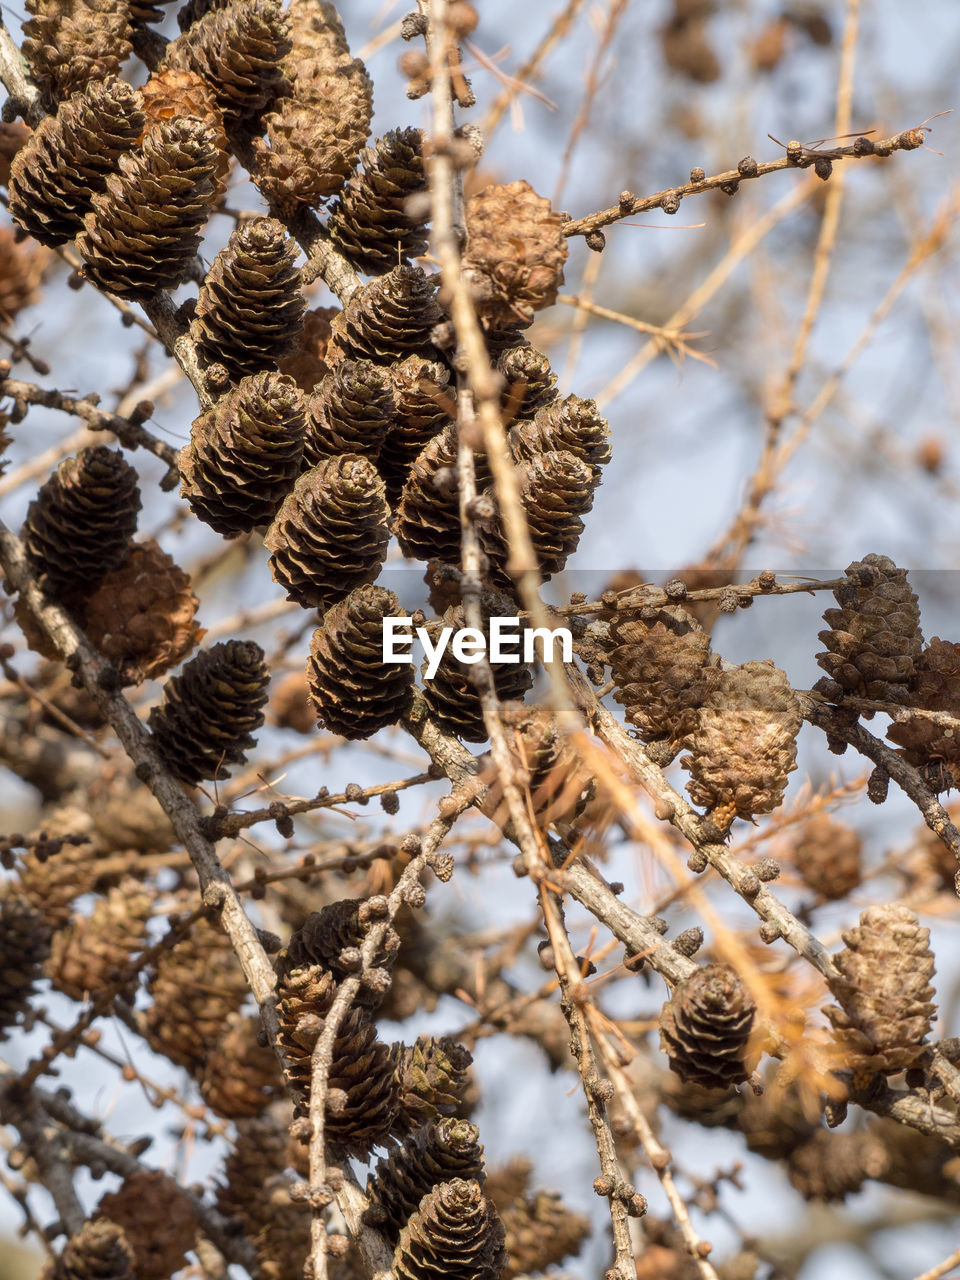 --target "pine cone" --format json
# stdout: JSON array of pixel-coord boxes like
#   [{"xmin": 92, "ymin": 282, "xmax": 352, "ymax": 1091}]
[
  {"xmin": 786, "ymin": 1129, "xmax": 889, "ymax": 1202},
  {"xmin": 217, "ymin": 1118, "xmax": 310, "ymax": 1280},
  {"xmin": 179, "ymin": 371, "xmax": 306, "ymax": 536},
  {"xmin": 178, "ymin": 0, "xmax": 230, "ymax": 29},
  {"xmin": 0, "ymin": 121, "xmax": 30, "ymax": 186},
  {"xmin": 76, "ymin": 117, "xmax": 220, "ymax": 300},
  {"xmin": 660, "ymin": 1076, "xmax": 742, "ymax": 1130},
  {"xmin": 461, "ymin": 181, "xmax": 568, "ymax": 333},
  {"xmin": 96, "ymin": 1171, "xmax": 196, "ymax": 1280},
  {"xmin": 510, "ymin": 394, "xmax": 610, "ymax": 481},
  {"xmin": 304, "ymin": 359, "xmax": 396, "ymax": 465},
  {"xmin": 497, "ymin": 343, "xmax": 557, "ymax": 426},
  {"xmin": 140, "ymin": 67, "xmax": 229, "ymax": 185},
  {"xmin": 680, "ymin": 660, "xmax": 801, "ymax": 830},
  {"xmin": 659, "ymin": 963, "xmax": 756, "ymax": 1088},
  {"xmin": 143, "ymin": 916, "xmax": 250, "ymax": 1070},
  {"xmin": 9, "ymin": 79, "xmax": 144, "ymax": 247},
  {"xmin": 0, "ymin": 895, "xmax": 51, "ymax": 1040},
  {"xmin": 0, "ymin": 227, "xmax": 50, "ymax": 324},
  {"xmin": 394, "ymin": 425, "xmax": 486, "ymax": 565},
  {"xmin": 191, "ymin": 218, "xmax": 305, "ymax": 380},
  {"xmin": 48, "ymin": 1220, "xmax": 135, "ymax": 1280},
  {"xmin": 148, "ymin": 639, "xmax": 270, "ymax": 785},
  {"xmin": 23, "ymin": 0, "xmax": 132, "ymax": 102},
  {"xmin": 265, "ymin": 455, "xmax": 389, "ymax": 610},
  {"xmin": 48, "ymin": 879, "xmax": 151, "ymax": 1001},
  {"xmin": 200, "ymin": 1013, "xmax": 282, "ymax": 1118},
  {"xmin": 81, "ymin": 540, "xmax": 204, "ymax": 685},
  {"xmin": 367, "ymin": 1119, "xmax": 485, "ymax": 1244},
  {"xmin": 17, "ymin": 838, "xmax": 104, "ymax": 932},
  {"xmin": 379, "ymin": 356, "xmax": 453, "ymax": 505},
  {"xmin": 306, "ymin": 585, "xmax": 415, "ymax": 739},
  {"xmin": 280, "ymin": 899, "xmax": 399, "ymax": 996},
  {"xmin": 816, "ymin": 554, "xmax": 923, "ymax": 703},
  {"xmin": 277, "ymin": 963, "xmax": 399, "ymax": 1153},
  {"xmin": 887, "ymin": 638, "xmax": 960, "ymax": 774},
  {"xmin": 393, "ymin": 1179, "xmax": 506, "ymax": 1280},
  {"xmin": 278, "ymin": 303, "xmax": 338, "ymax": 392},
  {"xmin": 485, "ymin": 701, "xmax": 593, "ymax": 827},
  {"xmin": 421, "ymin": 605, "xmax": 533, "ymax": 743},
  {"xmin": 609, "ymin": 610, "xmax": 720, "ymax": 758},
  {"xmin": 734, "ymin": 1072, "xmax": 818, "ymax": 1159},
  {"xmin": 161, "ymin": 0, "xmax": 290, "ymax": 125},
  {"xmin": 326, "ymin": 266, "xmax": 442, "ymax": 365},
  {"xmin": 328, "ymin": 127, "xmax": 429, "ymax": 273},
  {"xmin": 252, "ymin": 0, "xmax": 372, "ymax": 212},
  {"xmin": 826, "ymin": 904, "xmax": 936, "ymax": 1077},
  {"xmin": 480, "ymin": 449, "xmax": 596, "ymax": 582},
  {"xmin": 390, "ymin": 1036, "xmax": 475, "ymax": 1136},
  {"xmin": 22, "ymin": 445, "xmax": 141, "ymax": 606},
  {"xmin": 791, "ymin": 814, "xmax": 862, "ymax": 900},
  {"xmin": 496, "ymin": 1185, "xmax": 591, "ymax": 1279}
]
